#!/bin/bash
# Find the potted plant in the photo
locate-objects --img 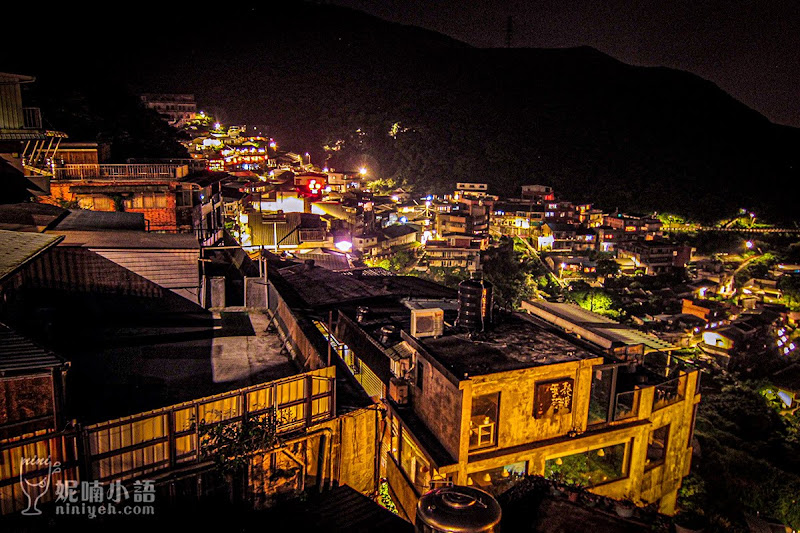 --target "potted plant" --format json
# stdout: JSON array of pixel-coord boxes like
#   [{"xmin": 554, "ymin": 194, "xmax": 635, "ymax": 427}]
[
  {"xmin": 673, "ymin": 509, "xmax": 707, "ymax": 533},
  {"xmin": 614, "ymin": 497, "xmax": 636, "ymax": 518},
  {"xmin": 563, "ymin": 480, "xmax": 585, "ymax": 502}
]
